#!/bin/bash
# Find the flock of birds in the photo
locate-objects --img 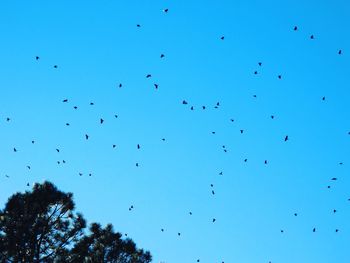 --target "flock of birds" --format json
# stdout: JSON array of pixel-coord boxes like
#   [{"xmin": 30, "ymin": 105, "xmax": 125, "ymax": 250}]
[{"xmin": 1, "ymin": 6, "xmax": 348, "ymax": 263}]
